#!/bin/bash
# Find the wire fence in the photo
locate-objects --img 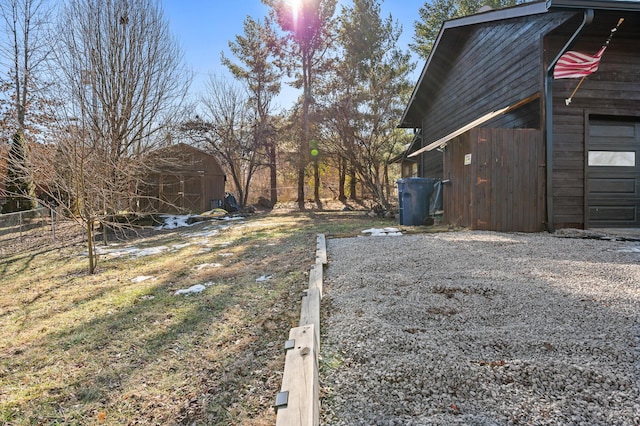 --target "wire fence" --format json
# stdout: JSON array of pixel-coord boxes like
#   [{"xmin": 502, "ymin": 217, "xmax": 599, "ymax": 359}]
[{"xmin": 0, "ymin": 206, "xmax": 50, "ymax": 238}]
